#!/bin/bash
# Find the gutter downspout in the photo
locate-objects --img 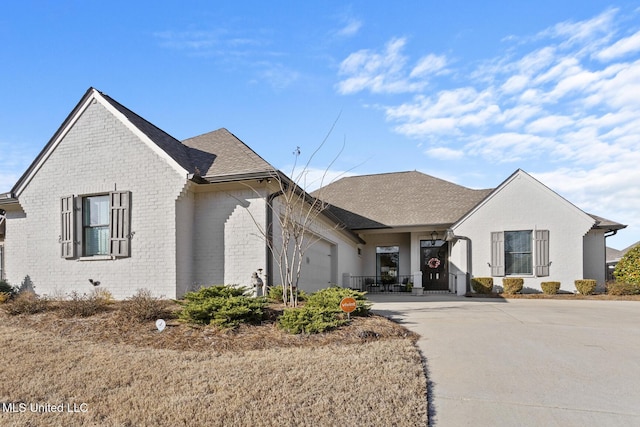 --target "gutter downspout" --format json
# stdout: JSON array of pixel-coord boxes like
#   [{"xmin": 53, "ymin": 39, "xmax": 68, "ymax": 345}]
[
  {"xmin": 445, "ymin": 229, "xmax": 472, "ymax": 295},
  {"xmin": 266, "ymin": 190, "xmax": 284, "ymax": 288},
  {"xmin": 604, "ymin": 229, "xmax": 618, "ymax": 282}
]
